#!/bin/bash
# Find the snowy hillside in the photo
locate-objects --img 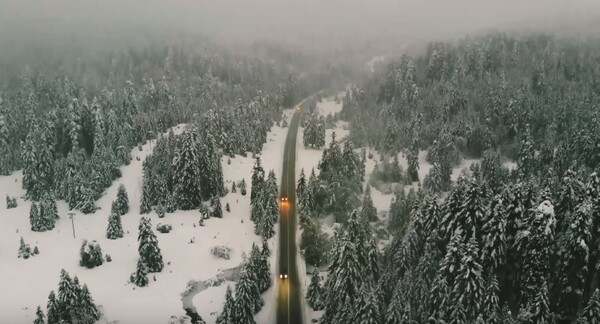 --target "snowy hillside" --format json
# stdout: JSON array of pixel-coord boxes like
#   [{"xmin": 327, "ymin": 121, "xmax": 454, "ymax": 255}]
[{"xmin": 0, "ymin": 111, "xmax": 295, "ymax": 324}]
